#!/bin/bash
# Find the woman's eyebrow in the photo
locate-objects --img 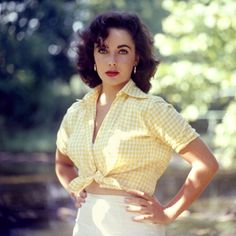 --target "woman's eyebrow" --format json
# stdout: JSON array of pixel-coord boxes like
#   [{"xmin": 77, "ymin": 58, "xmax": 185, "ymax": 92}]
[
  {"xmin": 117, "ymin": 44, "xmax": 131, "ymax": 49},
  {"xmin": 95, "ymin": 44, "xmax": 131, "ymax": 49}
]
